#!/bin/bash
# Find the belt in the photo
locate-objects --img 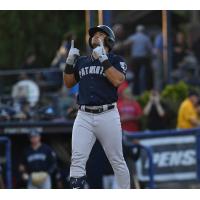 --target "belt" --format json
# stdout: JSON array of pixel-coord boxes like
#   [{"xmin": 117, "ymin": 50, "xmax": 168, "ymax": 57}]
[{"xmin": 79, "ymin": 103, "xmax": 116, "ymax": 114}]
